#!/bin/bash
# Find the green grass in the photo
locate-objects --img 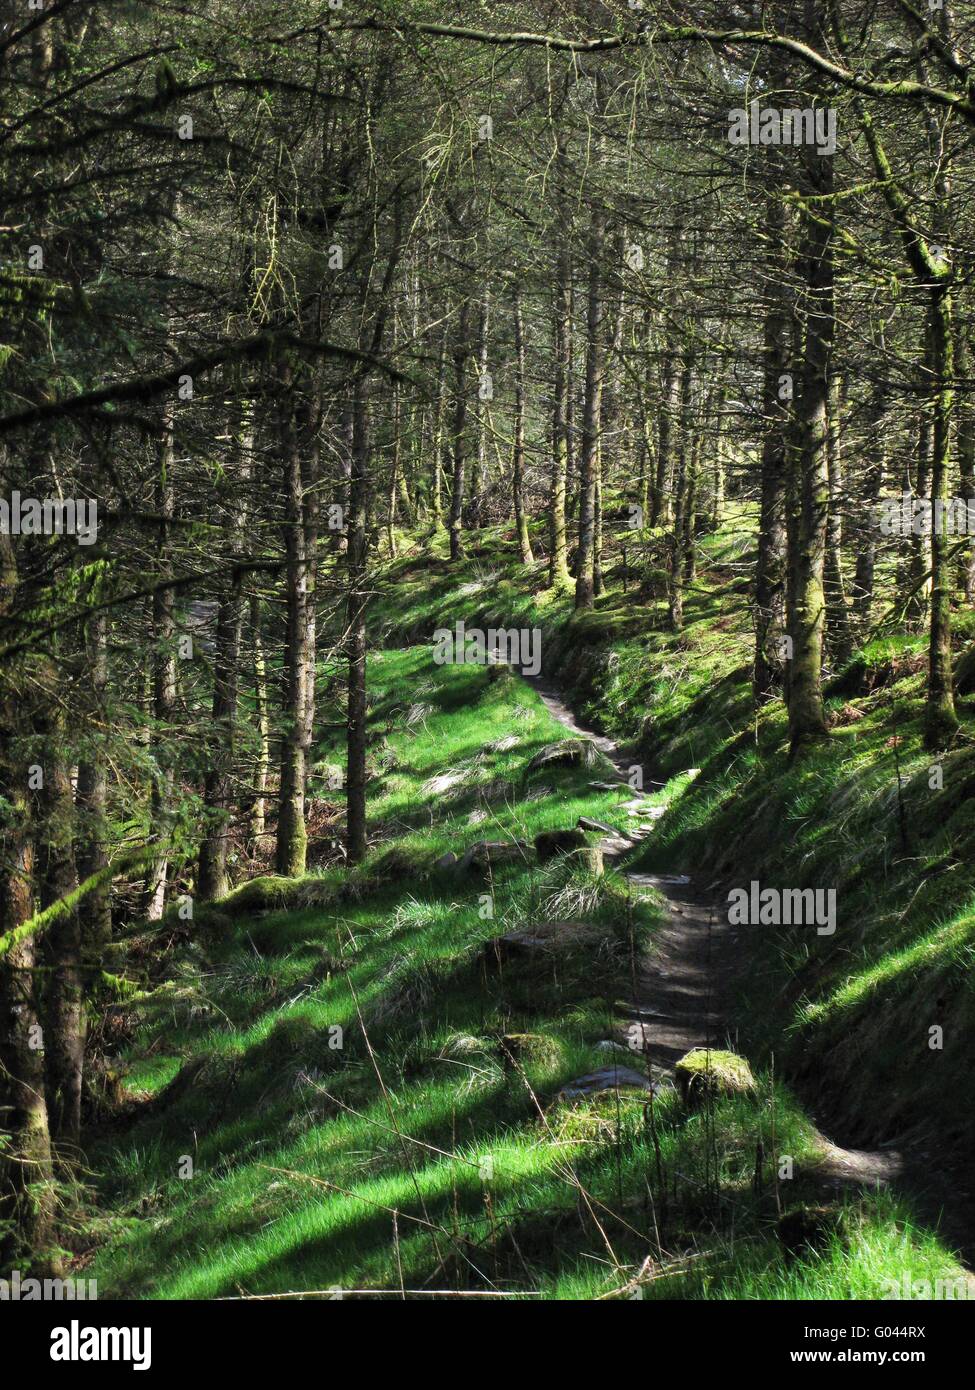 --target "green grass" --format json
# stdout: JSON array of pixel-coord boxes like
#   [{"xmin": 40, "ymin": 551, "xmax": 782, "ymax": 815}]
[{"xmin": 82, "ymin": 519, "xmax": 974, "ymax": 1298}]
